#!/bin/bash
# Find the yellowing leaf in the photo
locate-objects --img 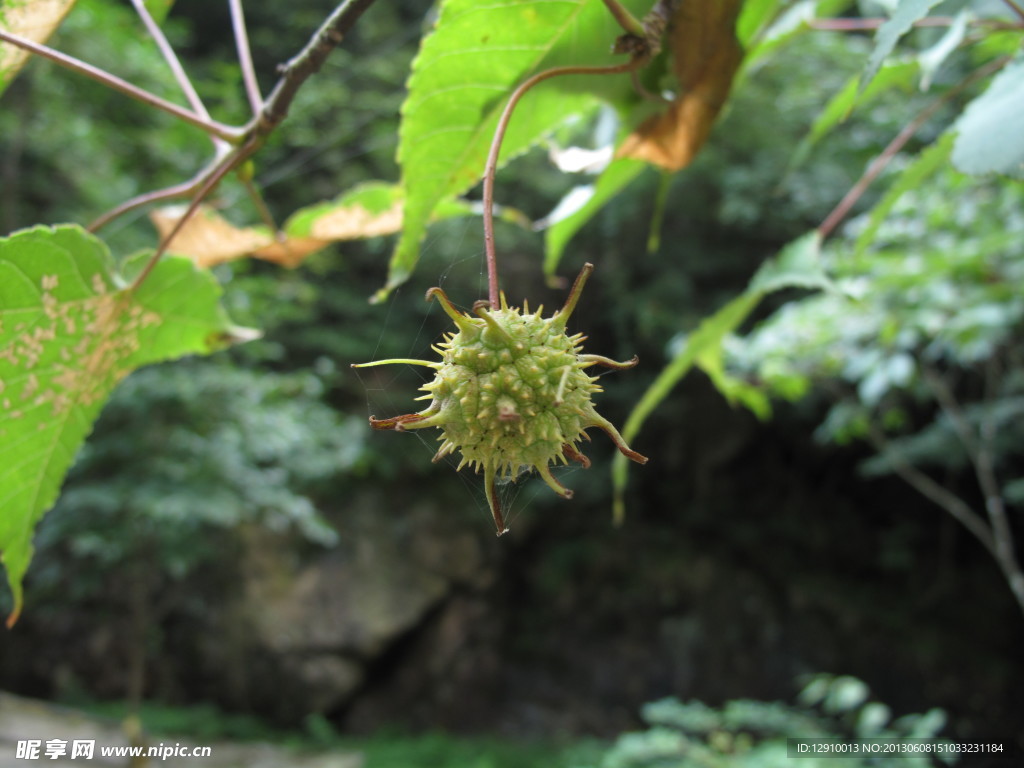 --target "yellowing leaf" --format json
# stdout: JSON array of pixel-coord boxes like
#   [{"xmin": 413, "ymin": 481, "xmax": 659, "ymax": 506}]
[
  {"xmin": 0, "ymin": 0, "xmax": 79, "ymax": 97},
  {"xmin": 150, "ymin": 206, "xmax": 327, "ymax": 269},
  {"xmin": 150, "ymin": 183, "xmax": 493, "ymax": 271},
  {"xmin": 307, "ymin": 201, "xmax": 403, "ymax": 240},
  {"xmin": 151, "ymin": 184, "xmax": 412, "ymax": 269},
  {"xmin": 0, "ymin": 225, "xmax": 252, "ymax": 624},
  {"xmin": 282, "ymin": 182, "xmax": 409, "ymax": 241},
  {"xmin": 618, "ymin": 0, "xmax": 744, "ymax": 171},
  {"xmin": 251, "ymin": 238, "xmax": 328, "ymax": 268}
]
